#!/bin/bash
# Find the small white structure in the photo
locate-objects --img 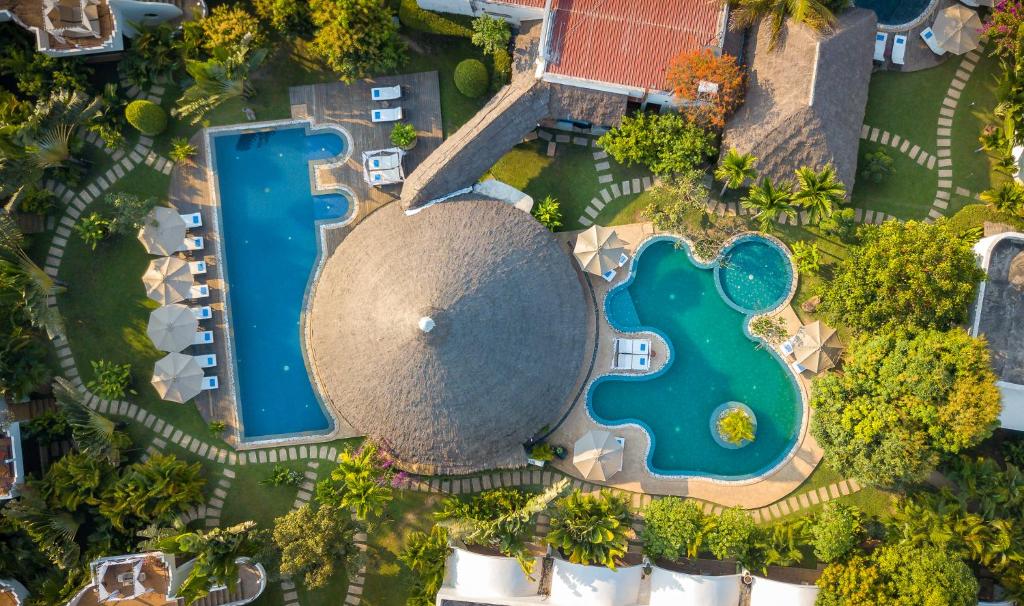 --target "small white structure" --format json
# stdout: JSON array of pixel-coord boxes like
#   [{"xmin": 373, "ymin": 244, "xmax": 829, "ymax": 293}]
[
  {"xmin": 549, "ymin": 560, "xmax": 643, "ymax": 606},
  {"xmin": 473, "ymin": 178, "xmax": 534, "ymax": 212},
  {"xmin": 415, "ymin": 0, "xmax": 544, "ymax": 26},
  {"xmin": 362, "ymin": 148, "xmax": 406, "ymax": 186},
  {"xmin": 0, "ymin": 579, "xmax": 28, "ymax": 606},
  {"xmin": 0, "ymin": 419, "xmax": 25, "ymax": 501},
  {"xmin": 439, "ymin": 548, "xmax": 541, "ymax": 603},
  {"xmin": 748, "ymin": 576, "xmax": 818, "ymax": 606},
  {"xmin": 648, "ymin": 568, "xmax": 742, "ymax": 606}
]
